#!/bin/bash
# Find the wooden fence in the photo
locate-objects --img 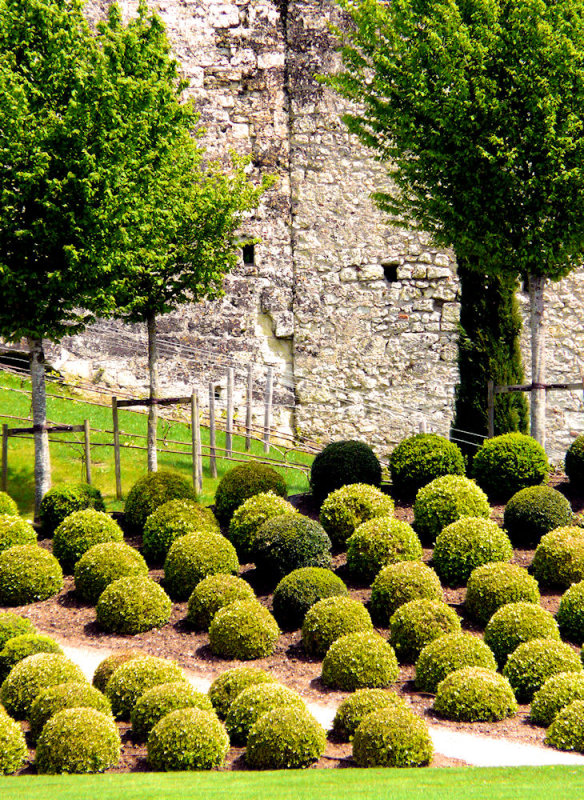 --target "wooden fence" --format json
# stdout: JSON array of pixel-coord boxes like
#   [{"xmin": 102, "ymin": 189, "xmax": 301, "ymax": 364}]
[{"xmin": 487, "ymin": 378, "xmax": 584, "ymax": 438}]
